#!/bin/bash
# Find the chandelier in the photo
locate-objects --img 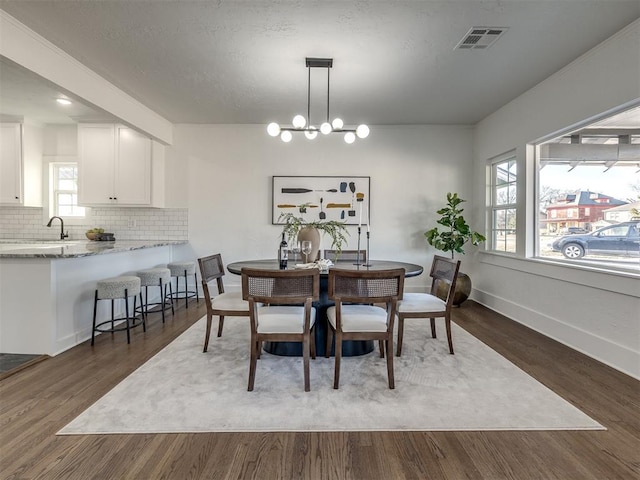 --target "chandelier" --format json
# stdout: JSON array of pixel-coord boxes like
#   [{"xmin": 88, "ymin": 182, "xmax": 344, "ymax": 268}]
[{"xmin": 267, "ymin": 58, "xmax": 370, "ymax": 144}]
